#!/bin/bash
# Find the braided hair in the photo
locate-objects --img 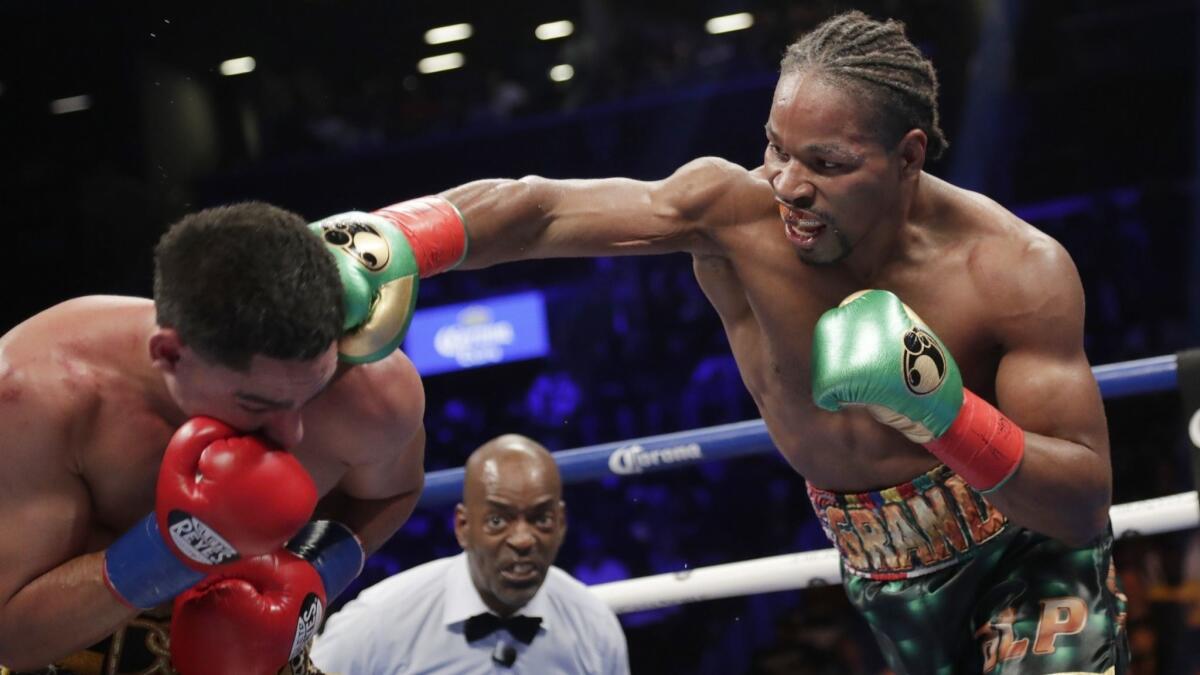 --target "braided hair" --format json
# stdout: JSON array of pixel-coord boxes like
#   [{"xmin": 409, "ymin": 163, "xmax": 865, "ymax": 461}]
[{"xmin": 781, "ymin": 11, "xmax": 948, "ymax": 160}]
